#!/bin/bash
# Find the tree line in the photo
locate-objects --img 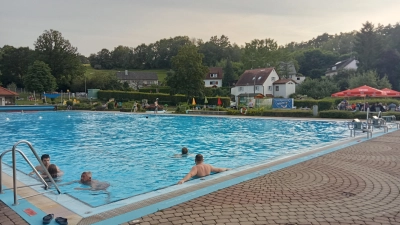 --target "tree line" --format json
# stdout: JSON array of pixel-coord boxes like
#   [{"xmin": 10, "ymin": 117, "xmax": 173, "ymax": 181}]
[{"xmin": 1, "ymin": 21, "xmax": 400, "ymax": 98}]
